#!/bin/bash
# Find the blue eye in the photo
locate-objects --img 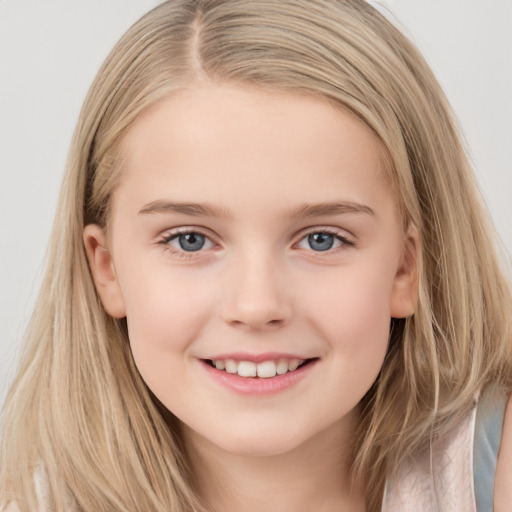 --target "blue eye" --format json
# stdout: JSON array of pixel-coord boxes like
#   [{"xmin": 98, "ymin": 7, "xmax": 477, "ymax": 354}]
[
  {"xmin": 297, "ymin": 231, "xmax": 351, "ymax": 252},
  {"xmin": 166, "ymin": 232, "xmax": 213, "ymax": 252},
  {"xmin": 307, "ymin": 233, "xmax": 335, "ymax": 251},
  {"xmin": 178, "ymin": 233, "xmax": 205, "ymax": 251}
]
